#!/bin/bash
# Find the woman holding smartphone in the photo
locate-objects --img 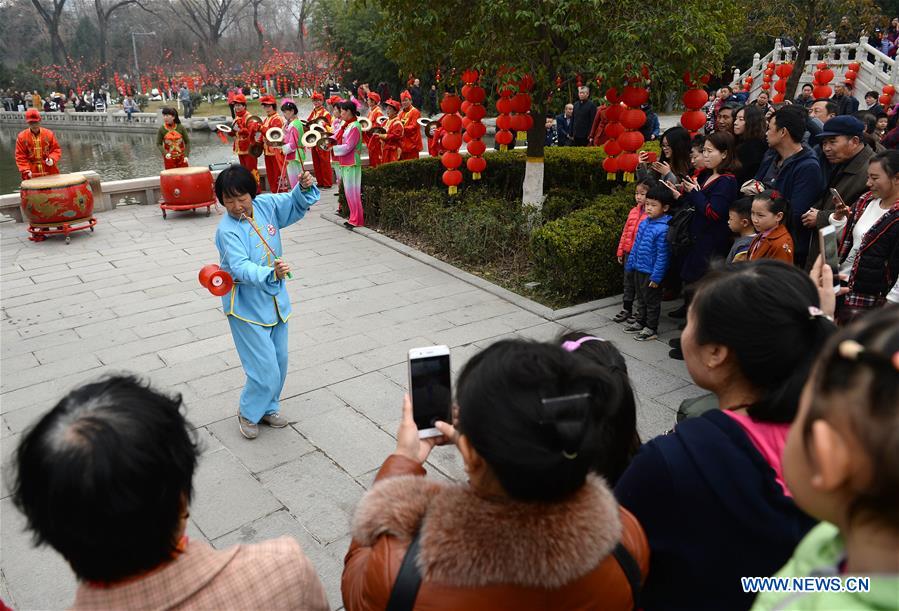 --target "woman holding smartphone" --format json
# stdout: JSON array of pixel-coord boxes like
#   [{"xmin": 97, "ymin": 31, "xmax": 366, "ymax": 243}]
[
  {"xmin": 342, "ymin": 340, "xmax": 648, "ymax": 611},
  {"xmin": 827, "ymin": 150, "xmax": 899, "ymax": 324}
]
